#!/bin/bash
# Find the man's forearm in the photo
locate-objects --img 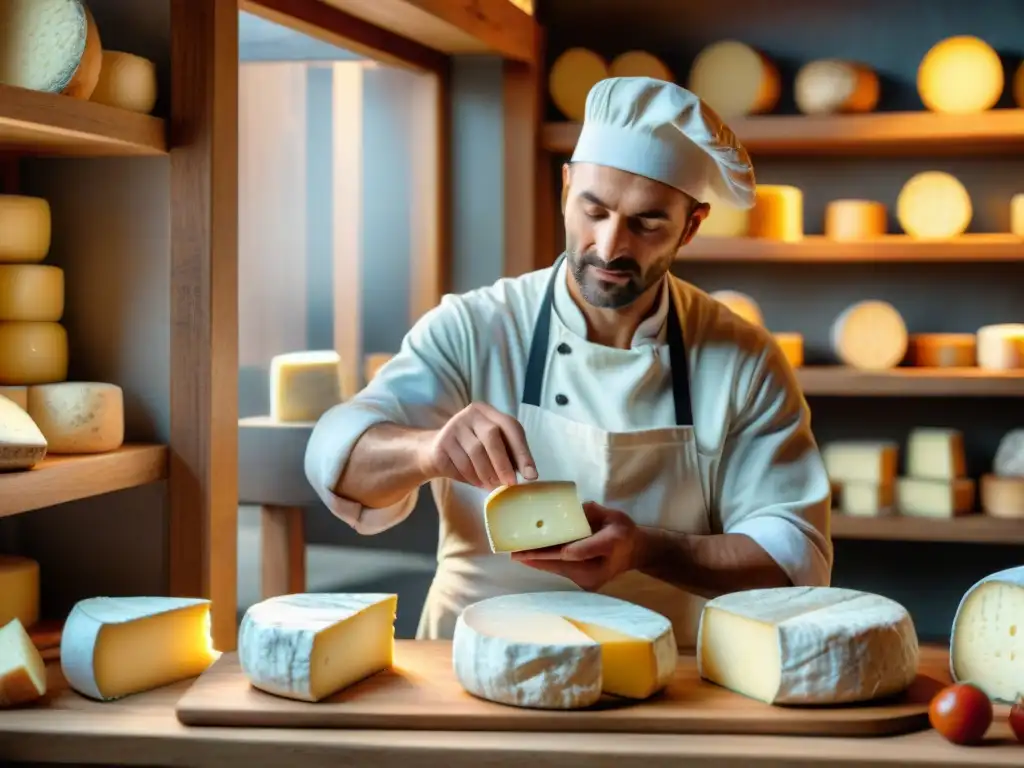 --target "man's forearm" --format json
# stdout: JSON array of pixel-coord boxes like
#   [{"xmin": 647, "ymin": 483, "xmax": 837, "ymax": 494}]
[
  {"xmin": 334, "ymin": 423, "xmax": 433, "ymax": 509},
  {"xmin": 634, "ymin": 528, "xmax": 791, "ymax": 599}
]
